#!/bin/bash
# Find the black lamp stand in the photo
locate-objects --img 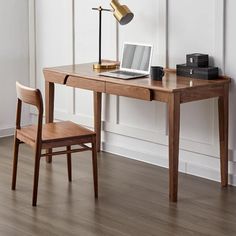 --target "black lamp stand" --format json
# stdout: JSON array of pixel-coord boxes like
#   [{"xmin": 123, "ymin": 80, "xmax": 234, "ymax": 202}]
[{"xmin": 92, "ymin": 6, "xmax": 117, "ymax": 69}]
